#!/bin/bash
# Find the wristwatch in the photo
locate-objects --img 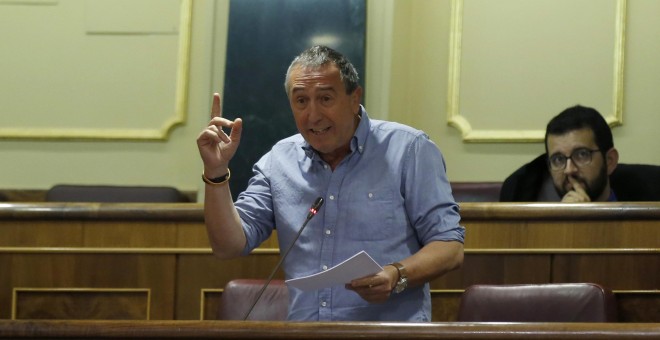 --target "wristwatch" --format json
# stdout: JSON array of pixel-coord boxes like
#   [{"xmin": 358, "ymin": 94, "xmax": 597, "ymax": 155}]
[{"xmin": 389, "ymin": 262, "xmax": 408, "ymax": 293}]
